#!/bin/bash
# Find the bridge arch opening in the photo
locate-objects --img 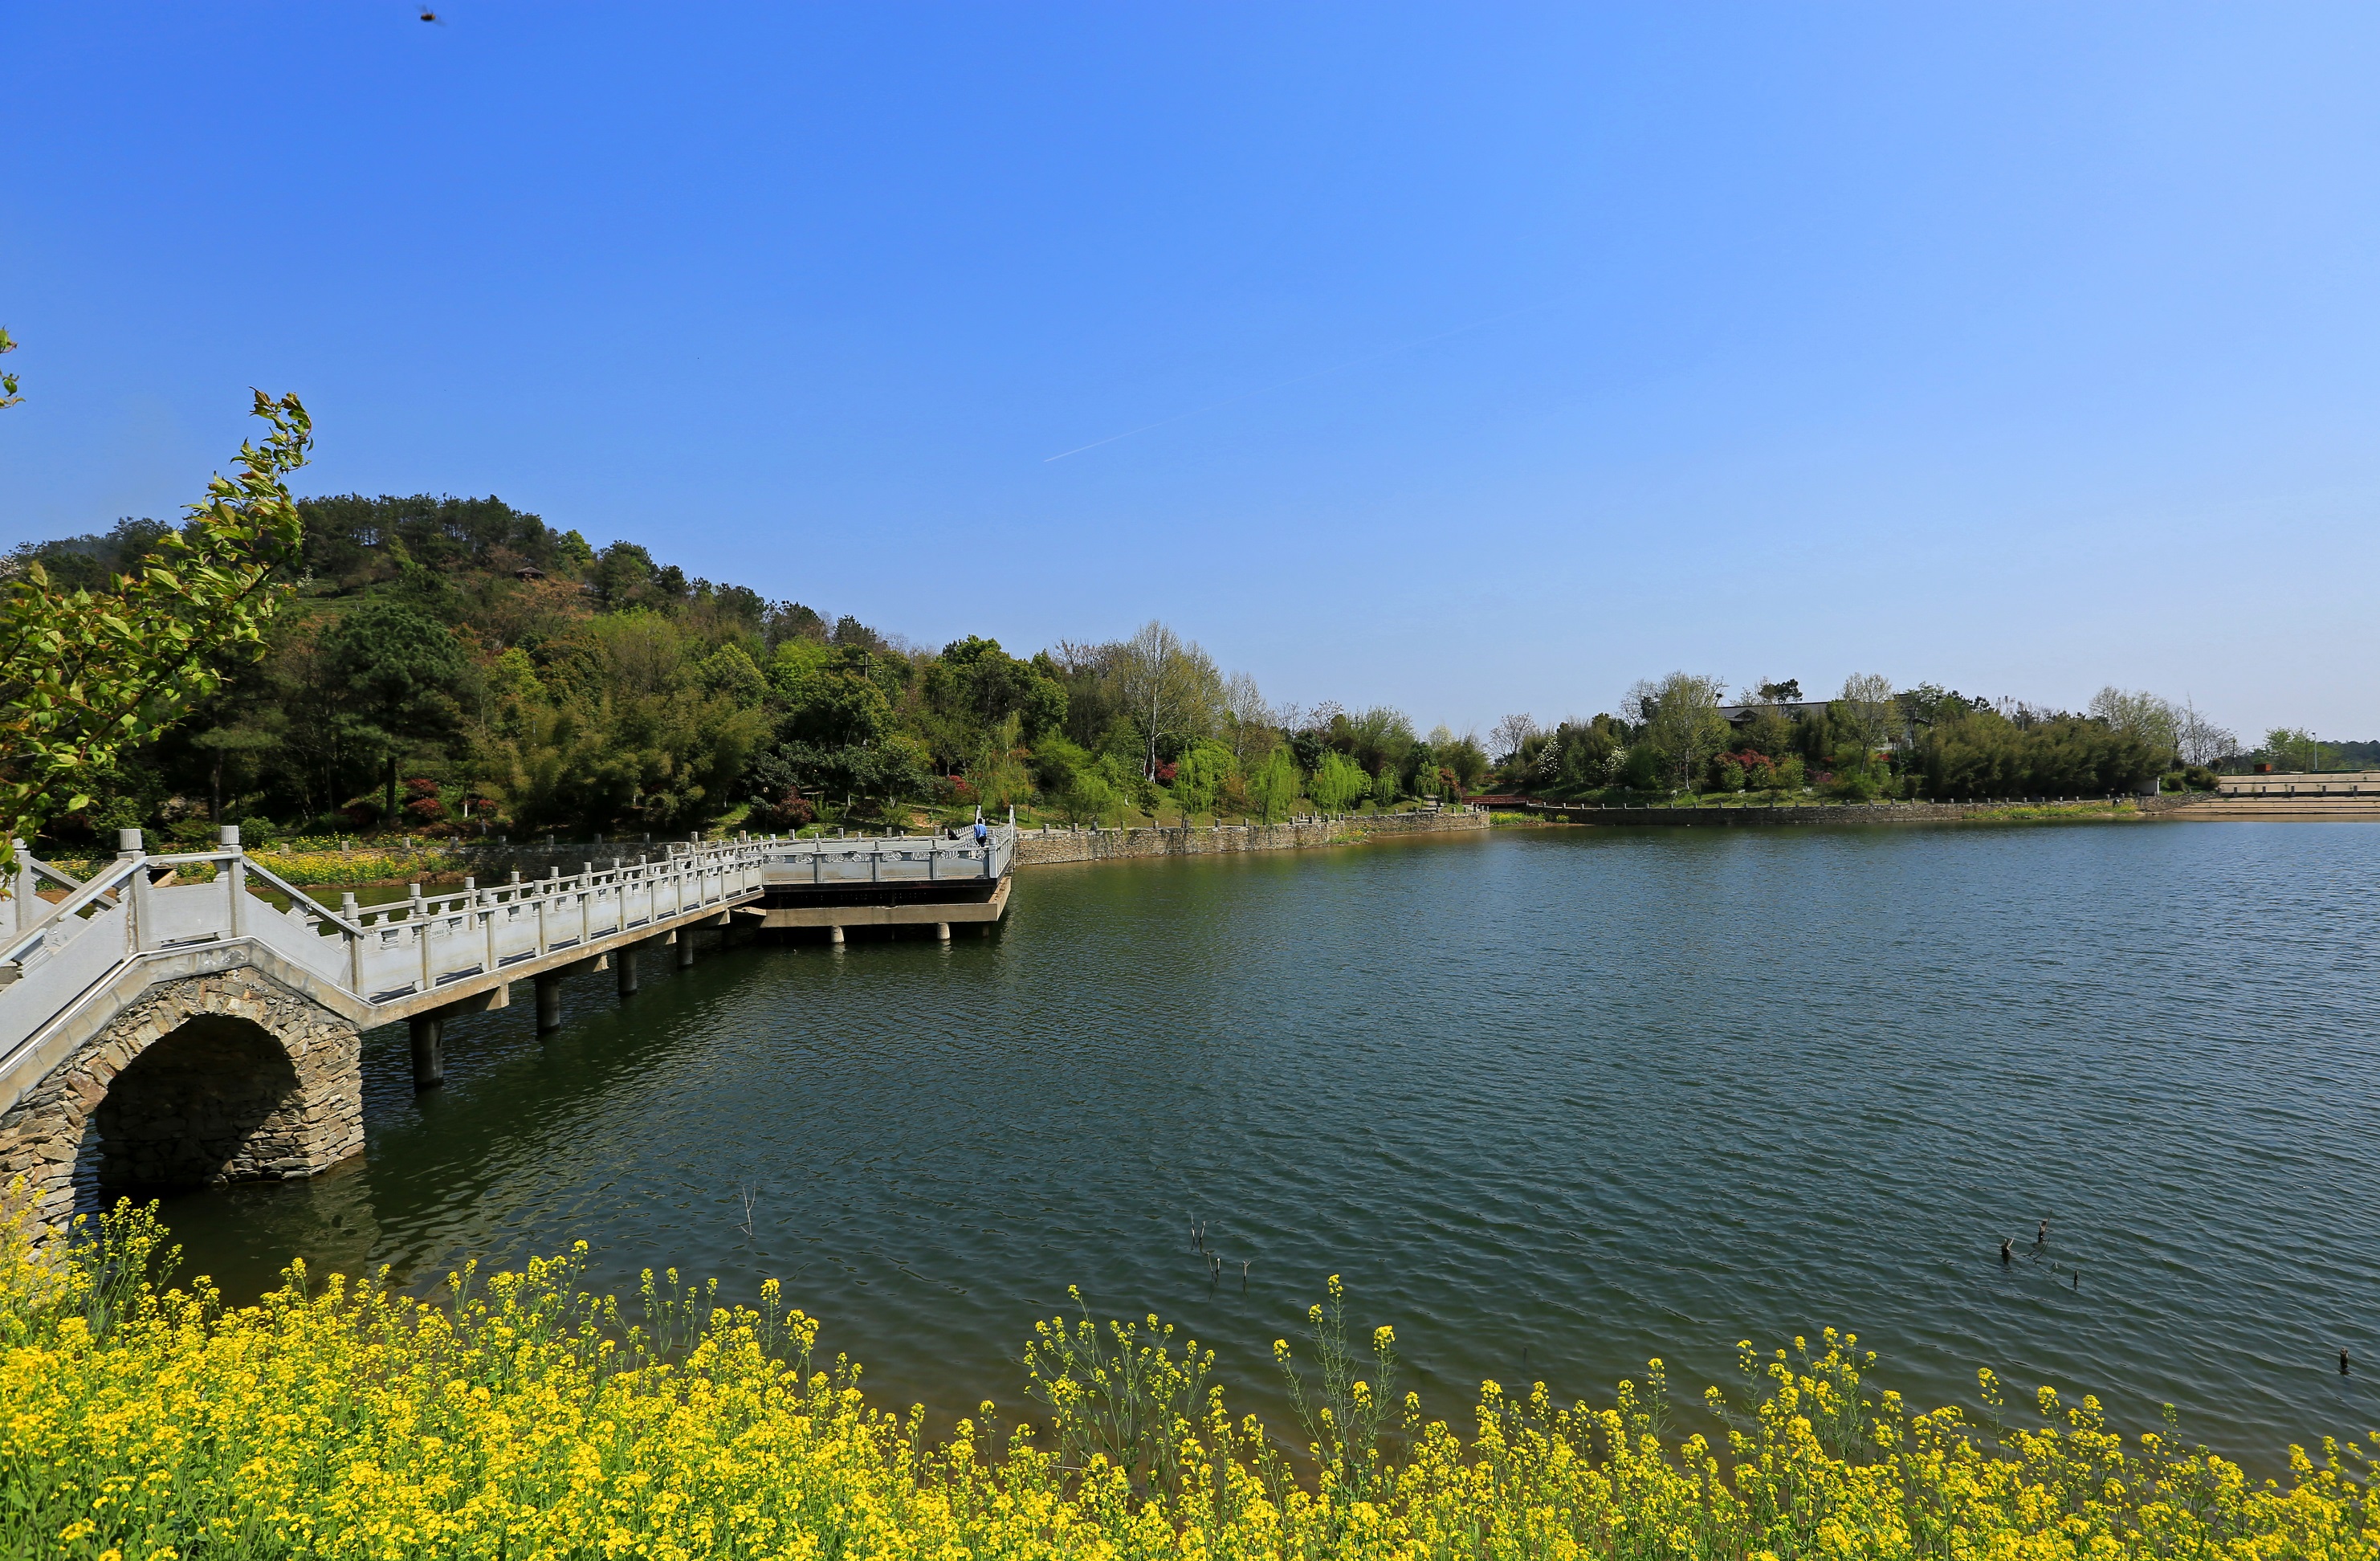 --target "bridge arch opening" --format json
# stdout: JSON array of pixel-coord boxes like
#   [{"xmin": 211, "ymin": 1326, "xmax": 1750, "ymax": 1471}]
[{"xmin": 95, "ymin": 1014, "xmax": 310, "ymax": 1193}]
